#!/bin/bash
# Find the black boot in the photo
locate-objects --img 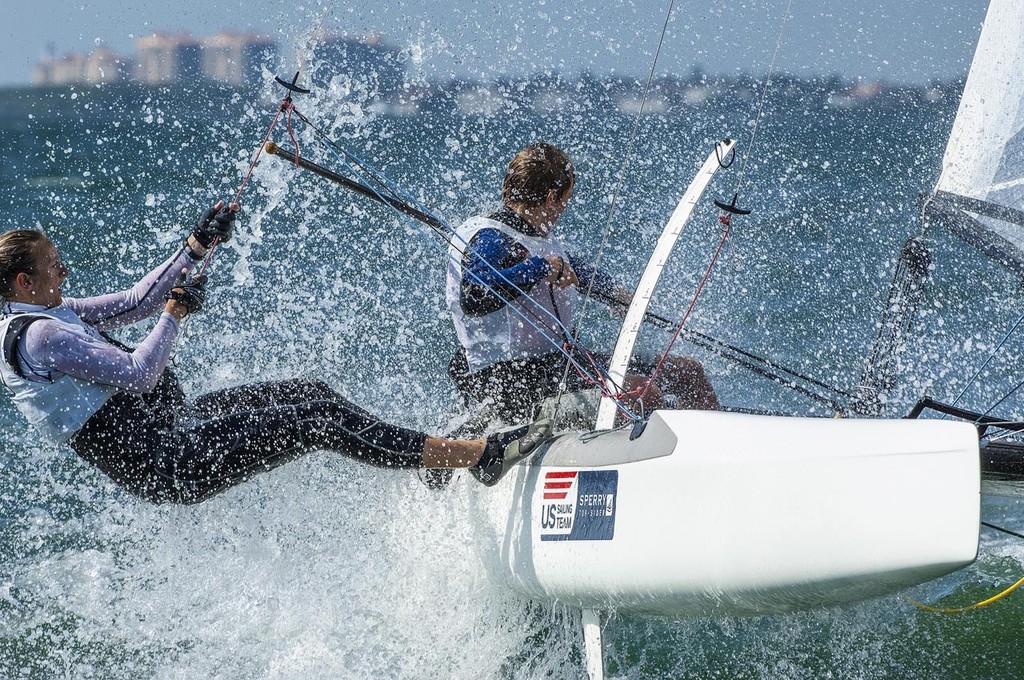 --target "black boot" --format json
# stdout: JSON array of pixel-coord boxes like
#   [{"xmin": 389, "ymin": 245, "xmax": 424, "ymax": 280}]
[{"xmin": 471, "ymin": 418, "xmax": 553, "ymax": 487}]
